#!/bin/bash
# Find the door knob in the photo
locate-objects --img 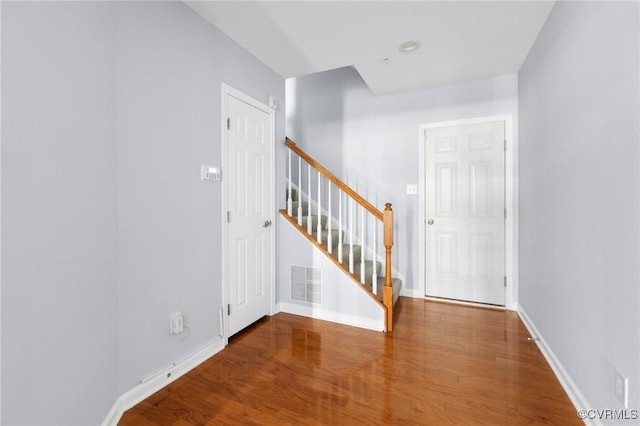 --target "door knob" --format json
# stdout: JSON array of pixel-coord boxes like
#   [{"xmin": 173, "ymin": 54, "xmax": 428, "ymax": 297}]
[
  {"xmin": 427, "ymin": 219, "xmax": 435, "ymax": 225},
  {"xmin": 263, "ymin": 220, "xmax": 272, "ymax": 228}
]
